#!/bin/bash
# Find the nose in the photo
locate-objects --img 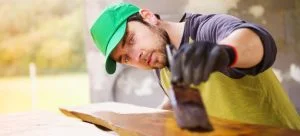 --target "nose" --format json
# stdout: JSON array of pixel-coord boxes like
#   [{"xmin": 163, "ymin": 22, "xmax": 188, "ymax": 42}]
[{"xmin": 128, "ymin": 47, "xmax": 143, "ymax": 63}]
